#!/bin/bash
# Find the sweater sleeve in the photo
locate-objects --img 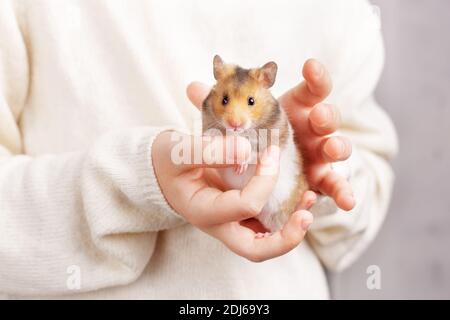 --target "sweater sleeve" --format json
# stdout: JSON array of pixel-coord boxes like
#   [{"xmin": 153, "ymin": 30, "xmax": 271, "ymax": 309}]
[
  {"xmin": 306, "ymin": 1, "xmax": 398, "ymax": 272},
  {"xmin": 0, "ymin": 1, "xmax": 184, "ymax": 295}
]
